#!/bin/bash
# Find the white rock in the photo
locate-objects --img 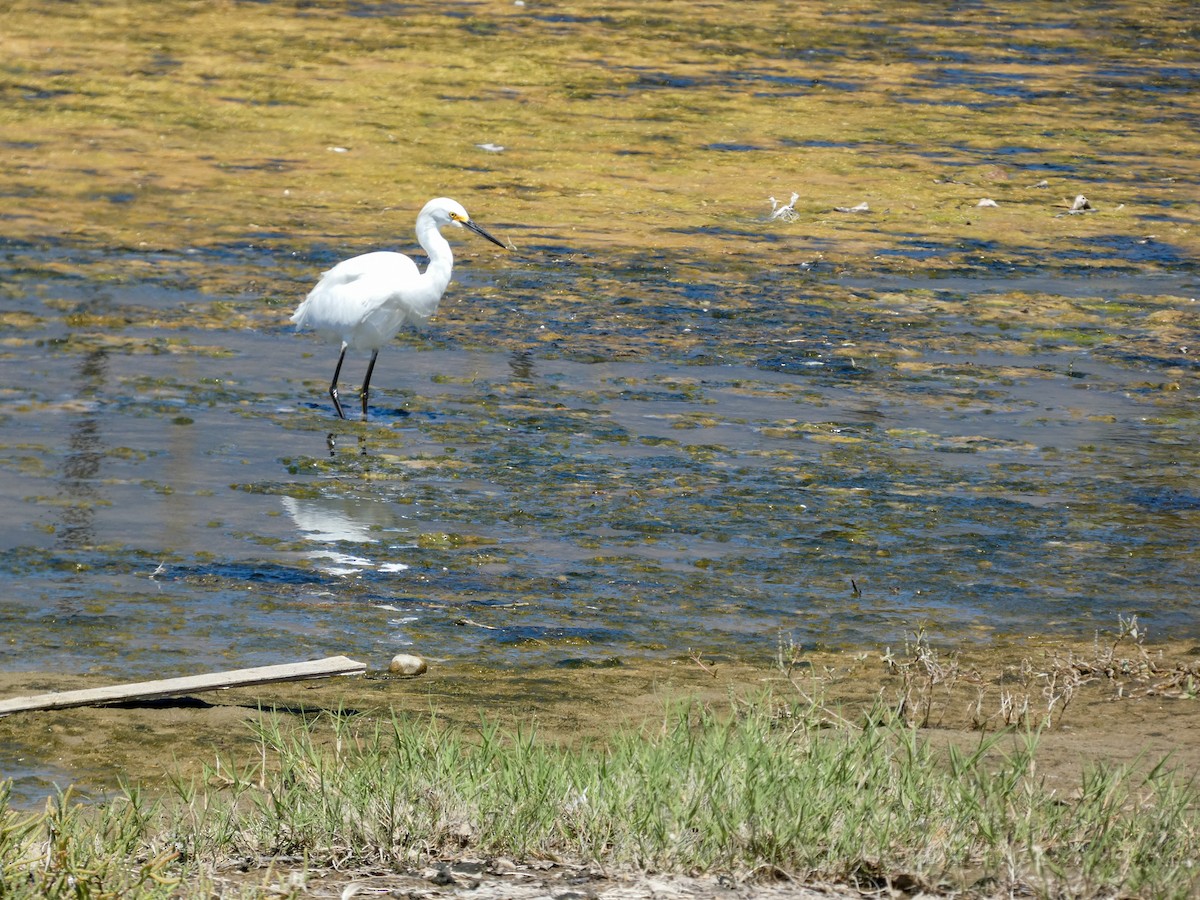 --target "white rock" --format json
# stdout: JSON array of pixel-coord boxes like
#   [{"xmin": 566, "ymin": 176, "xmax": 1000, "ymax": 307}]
[{"xmin": 388, "ymin": 653, "xmax": 428, "ymax": 676}]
